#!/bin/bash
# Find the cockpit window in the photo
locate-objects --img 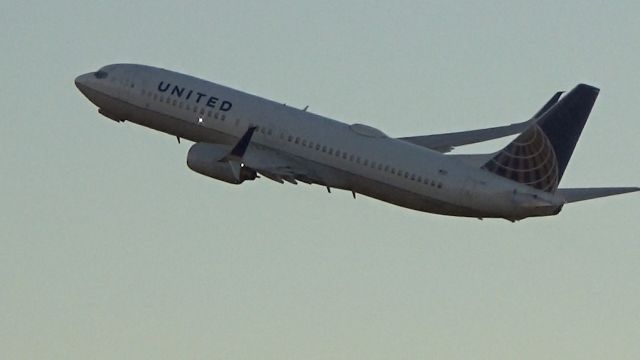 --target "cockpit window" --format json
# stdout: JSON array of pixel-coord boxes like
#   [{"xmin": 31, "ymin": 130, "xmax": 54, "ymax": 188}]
[{"xmin": 94, "ymin": 70, "xmax": 109, "ymax": 79}]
